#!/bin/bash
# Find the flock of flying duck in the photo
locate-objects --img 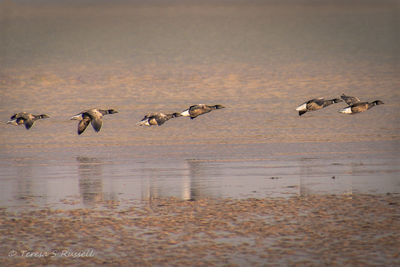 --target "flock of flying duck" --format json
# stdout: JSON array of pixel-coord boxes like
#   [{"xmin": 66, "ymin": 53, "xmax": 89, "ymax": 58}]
[
  {"xmin": 6, "ymin": 104, "xmax": 226, "ymax": 135},
  {"xmin": 296, "ymin": 93, "xmax": 384, "ymax": 116},
  {"xmin": 6, "ymin": 94, "xmax": 383, "ymax": 135}
]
